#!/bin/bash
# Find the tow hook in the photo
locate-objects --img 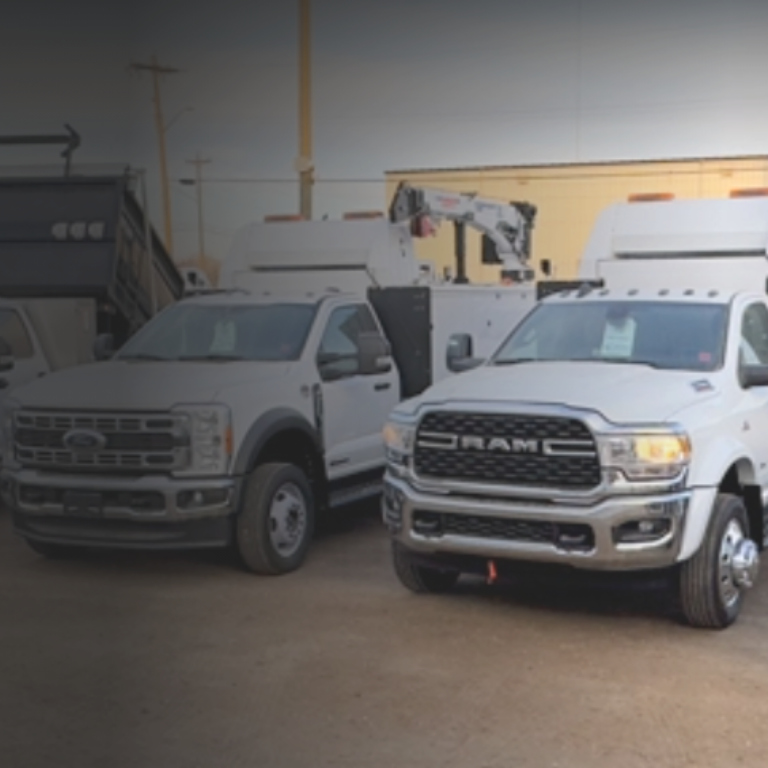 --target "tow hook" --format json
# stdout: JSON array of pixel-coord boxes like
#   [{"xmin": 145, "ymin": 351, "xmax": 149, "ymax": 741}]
[
  {"xmin": 732, "ymin": 539, "xmax": 760, "ymax": 589},
  {"xmin": 487, "ymin": 559, "xmax": 498, "ymax": 585}
]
